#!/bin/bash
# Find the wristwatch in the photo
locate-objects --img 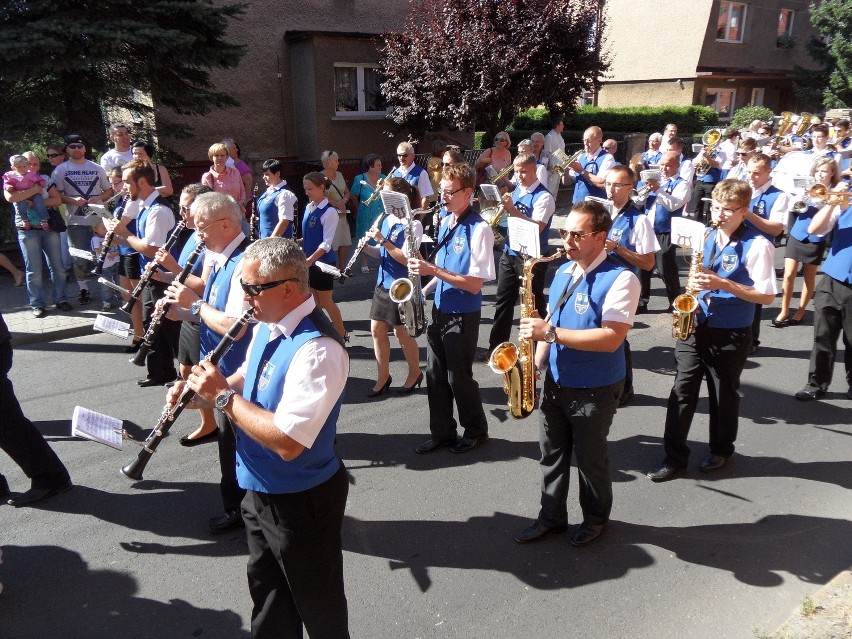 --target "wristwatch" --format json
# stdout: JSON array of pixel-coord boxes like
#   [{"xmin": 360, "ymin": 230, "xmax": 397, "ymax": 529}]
[
  {"xmin": 190, "ymin": 300, "xmax": 205, "ymax": 316},
  {"xmin": 543, "ymin": 327, "xmax": 557, "ymax": 344},
  {"xmin": 214, "ymin": 389, "xmax": 236, "ymax": 410}
]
